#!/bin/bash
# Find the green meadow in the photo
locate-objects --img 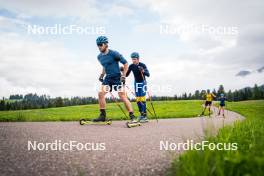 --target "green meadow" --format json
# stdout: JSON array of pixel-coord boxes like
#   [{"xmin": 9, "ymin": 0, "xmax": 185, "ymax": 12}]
[{"xmin": 0, "ymin": 100, "xmax": 206, "ymax": 122}]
